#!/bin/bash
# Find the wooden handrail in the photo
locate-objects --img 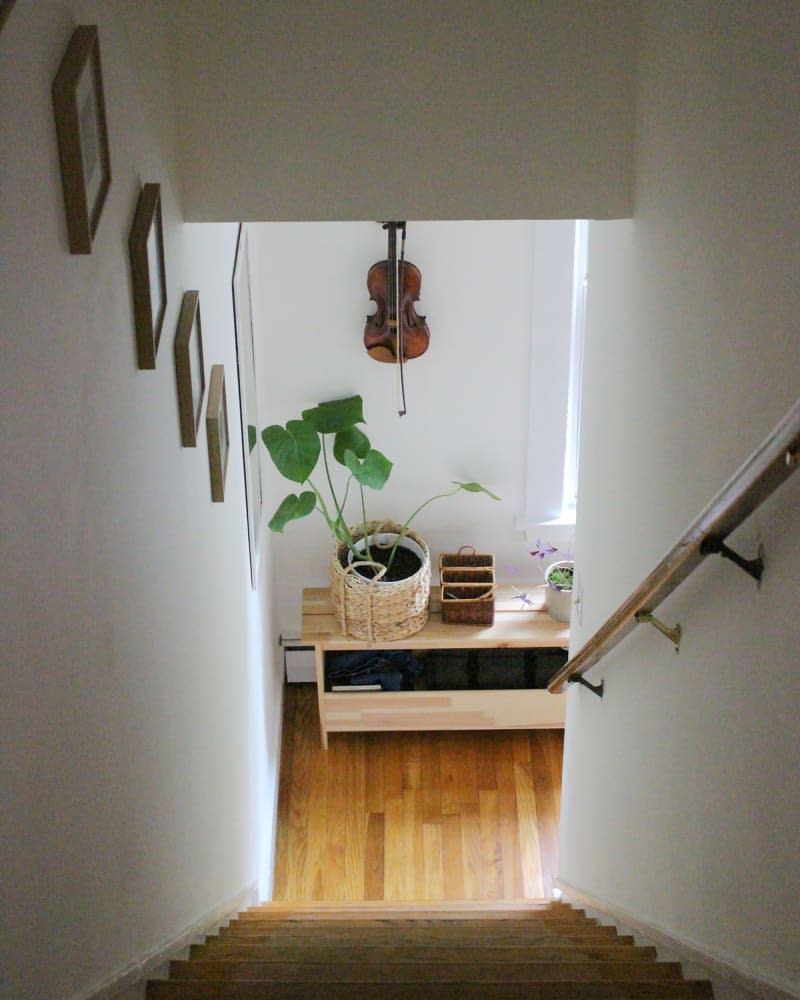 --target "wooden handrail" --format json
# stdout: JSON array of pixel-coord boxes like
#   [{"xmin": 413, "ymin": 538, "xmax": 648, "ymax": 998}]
[{"xmin": 548, "ymin": 399, "xmax": 800, "ymax": 694}]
